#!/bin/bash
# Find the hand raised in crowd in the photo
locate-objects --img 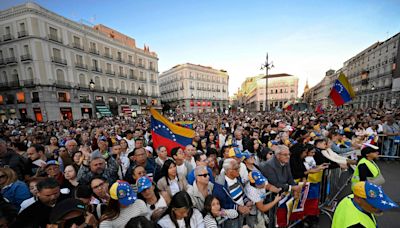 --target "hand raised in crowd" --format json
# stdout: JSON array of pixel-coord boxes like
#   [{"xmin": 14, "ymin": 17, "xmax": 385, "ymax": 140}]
[
  {"xmin": 238, "ymin": 205, "xmax": 251, "ymax": 215},
  {"xmin": 274, "ymin": 194, "xmax": 283, "ymax": 203}
]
